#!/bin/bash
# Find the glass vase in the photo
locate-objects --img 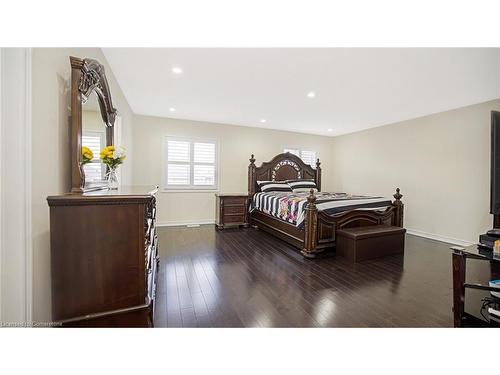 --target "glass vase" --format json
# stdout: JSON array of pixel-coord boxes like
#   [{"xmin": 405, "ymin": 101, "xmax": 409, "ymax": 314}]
[{"xmin": 107, "ymin": 167, "xmax": 119, "ymax": 190}]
